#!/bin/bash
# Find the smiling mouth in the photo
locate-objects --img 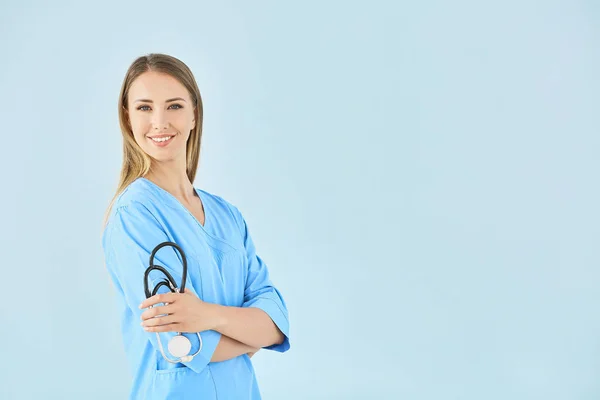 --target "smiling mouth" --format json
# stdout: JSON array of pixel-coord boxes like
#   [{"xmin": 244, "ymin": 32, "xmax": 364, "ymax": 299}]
[
  {"xmin": 149, "ymin": 136, "xmax": 174, "ymax": 142},
  {"xmin": 148, "ymin": 135, "xmax": 175, "ymax": 146}
]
